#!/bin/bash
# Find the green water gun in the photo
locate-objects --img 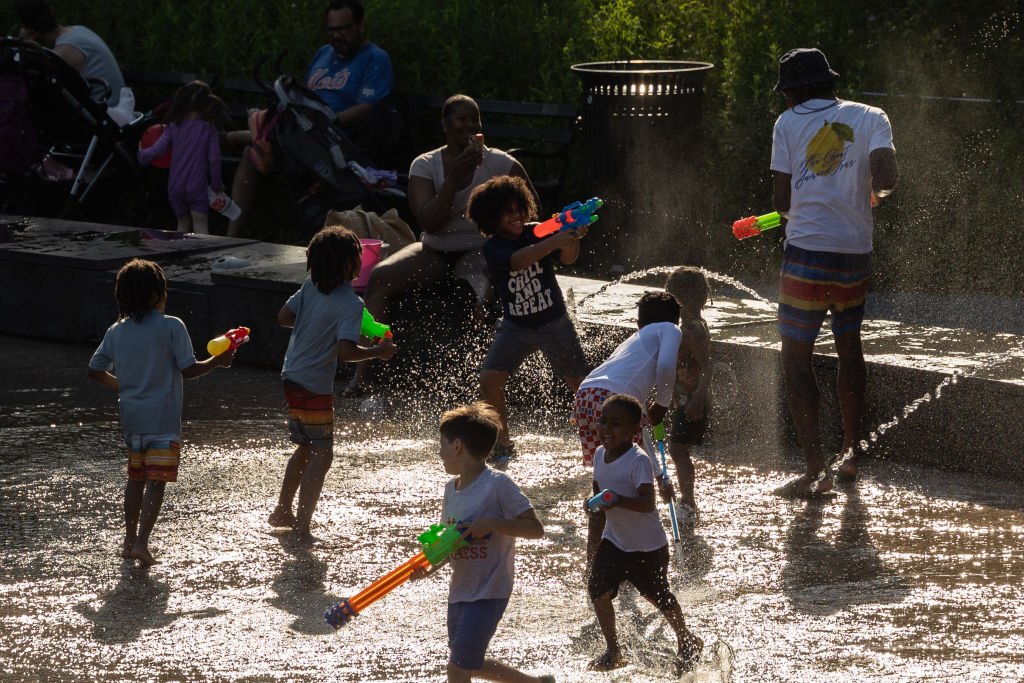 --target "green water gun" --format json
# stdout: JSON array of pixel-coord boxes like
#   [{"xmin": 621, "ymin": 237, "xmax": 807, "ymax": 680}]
[
  {"xmin": 361, "ymin": 308, "xmax": 392, "ymax": 342},
  {"xmin": 732, "ymin": 211, "xmax": 781, "ymax": 240}
]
